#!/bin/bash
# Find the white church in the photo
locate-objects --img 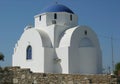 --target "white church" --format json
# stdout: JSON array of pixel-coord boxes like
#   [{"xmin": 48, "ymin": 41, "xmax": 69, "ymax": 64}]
[{"xmin": 12, "ymin": 3, "xmax": 102, "ymax": 74}]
